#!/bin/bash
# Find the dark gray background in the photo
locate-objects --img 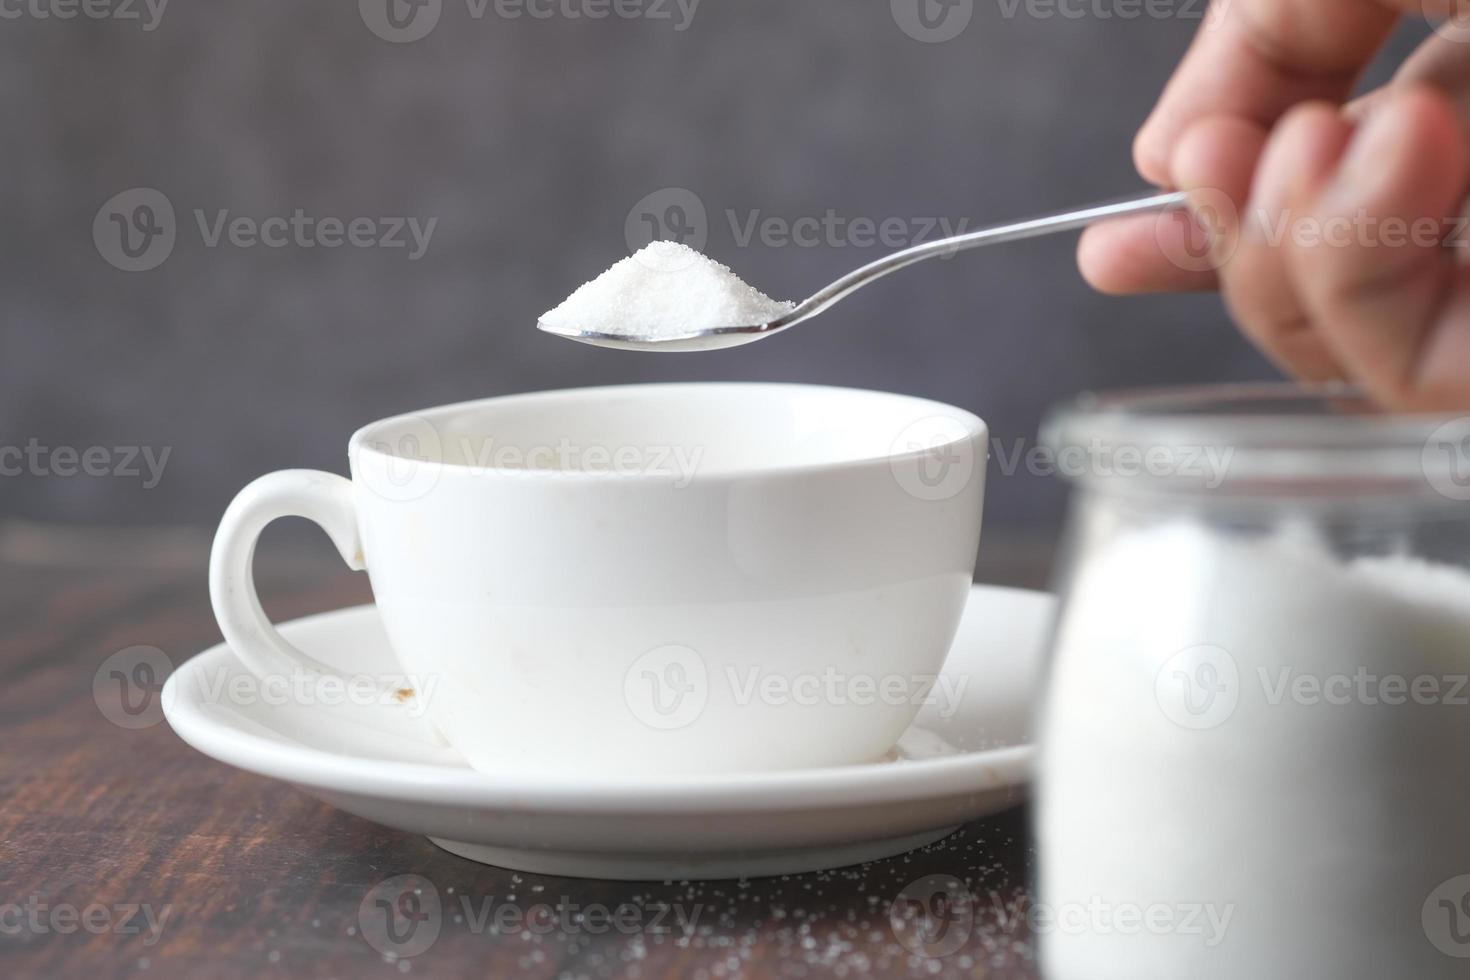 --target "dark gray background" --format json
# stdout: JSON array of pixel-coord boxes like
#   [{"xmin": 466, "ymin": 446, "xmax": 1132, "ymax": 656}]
[{"xmin": 0, "ymin": 0, "xmax": 1427, "ymax": 532}]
